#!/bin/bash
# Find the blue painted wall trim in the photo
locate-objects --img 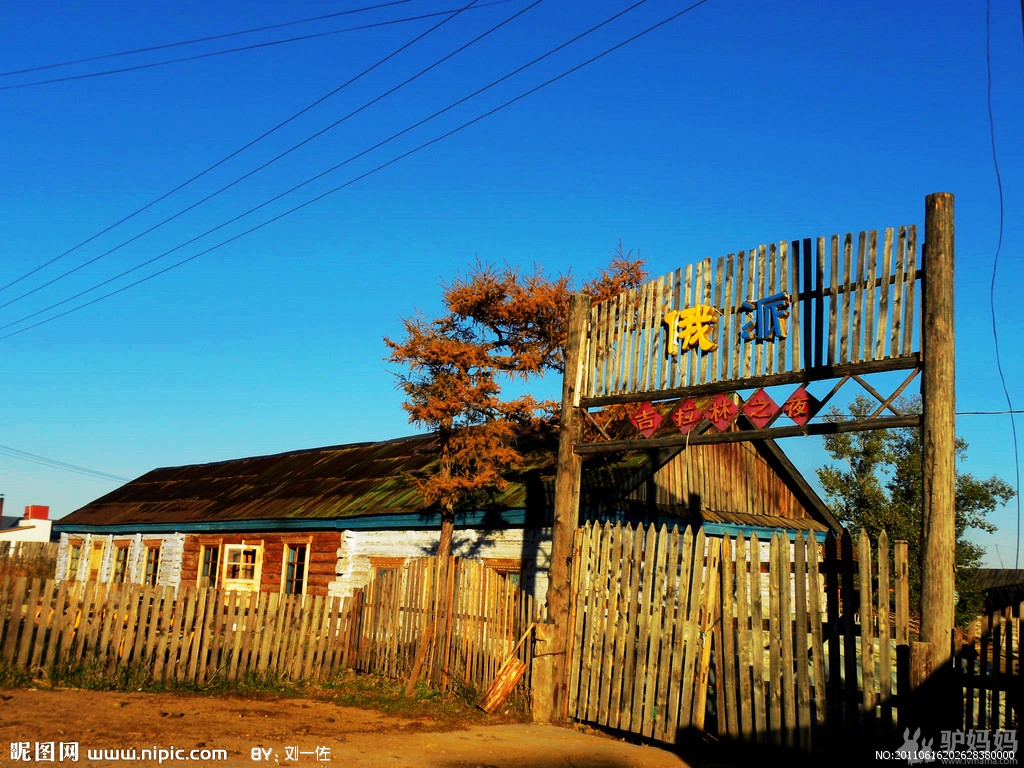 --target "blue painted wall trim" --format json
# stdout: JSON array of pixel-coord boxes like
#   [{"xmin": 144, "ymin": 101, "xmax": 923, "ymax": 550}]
[
  {"xmin": 55, "ymin": 512, "xmax": 829, "ymax": 542},
  {"xmin": 53, "ymin": 509, "xmax": 530, "ymax": 536}
]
